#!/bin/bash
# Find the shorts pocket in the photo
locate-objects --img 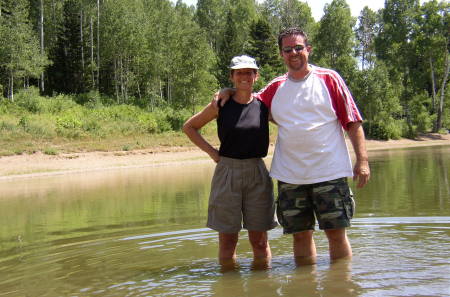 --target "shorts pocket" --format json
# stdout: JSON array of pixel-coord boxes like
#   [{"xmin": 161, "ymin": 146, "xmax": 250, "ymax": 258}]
[
  {"xmin": 209, "ymin": 164, "xmax": 230, "ymax": 205},
  {"xmin": 275, "ymin": 198, "xmax": 285, "ymax": 228},
  {"xmin": 342, "ymin": 188, "xmax": 355, "ymax": 219}
]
